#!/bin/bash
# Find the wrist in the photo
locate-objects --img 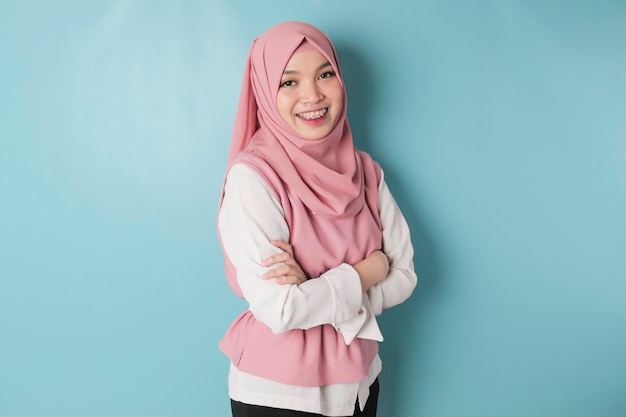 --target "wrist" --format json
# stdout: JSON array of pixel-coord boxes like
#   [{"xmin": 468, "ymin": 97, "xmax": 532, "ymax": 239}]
[{"xmin": 353, "ymin": 250, "xmax": 389, "ymax": 292}]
